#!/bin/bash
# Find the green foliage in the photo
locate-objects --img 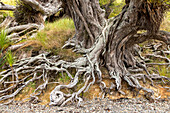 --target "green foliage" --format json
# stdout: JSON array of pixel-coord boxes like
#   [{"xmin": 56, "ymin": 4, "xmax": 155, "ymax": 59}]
[
  {"xmin": 0, "ymin": 50, "xmax": 14, "ymax": 69},
  {"xmin": 58, "ymin": 72, "xmax": 71, "ymax": 83},
  {"xmin": 1, "ymin": 0, "xmax": 16, "ymax": 6},
  {"xmin": 99, "ymin": 0, "xmax": 125, "ymax": 18},
  {"xmin": 6, "ymin": 50, "xmax": 14, "ymax": 67},
  {"xmin": 0, "ymin": 0, "xmax": 15, "ymax": 17},
  {"xmin": 99, "ymin": 0, "xmax": 112, "ymax": 5},
  {"xmin": 0, "ymin": 30, "xmax": 8, "ymax": 69},
  {"xmin": 0, "ymin": 30, "xmax": 14, "ymax": 69},
  {"xmin": 0, "ymin": 48, "xmax": 6, "ymax": 68},
  {"xmin": 109, "ymin": 2, "xmax": 125, "ymax": 18},
  {"xmin": 44, "ymin": 18, "xmax": 75, "ymax": 31},
  {"xmin": 0, "ymin": 30, "xmax": 9, "ymax": 50},
  {"xmin": 28, "ymin": 81, "xmax": 36, "ymax": 89}
]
